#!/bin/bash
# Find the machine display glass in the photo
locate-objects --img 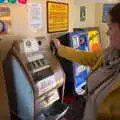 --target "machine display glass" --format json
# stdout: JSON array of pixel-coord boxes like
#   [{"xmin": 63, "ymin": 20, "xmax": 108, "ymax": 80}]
[
  {"xmin": 71, "ymin": 28, "xmax": 101, "ymax": 95},
  {"xmin": 71, "ymin": 31, "xmax": 89, "ymax": 95}
]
